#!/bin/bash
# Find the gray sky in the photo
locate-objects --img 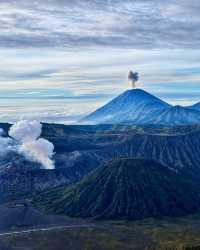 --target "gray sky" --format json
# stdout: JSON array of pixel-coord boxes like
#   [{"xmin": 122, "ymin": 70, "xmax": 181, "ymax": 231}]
[{"xmin": 1, "ymin": 0, "xmax": 200, "ymax": 123}]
